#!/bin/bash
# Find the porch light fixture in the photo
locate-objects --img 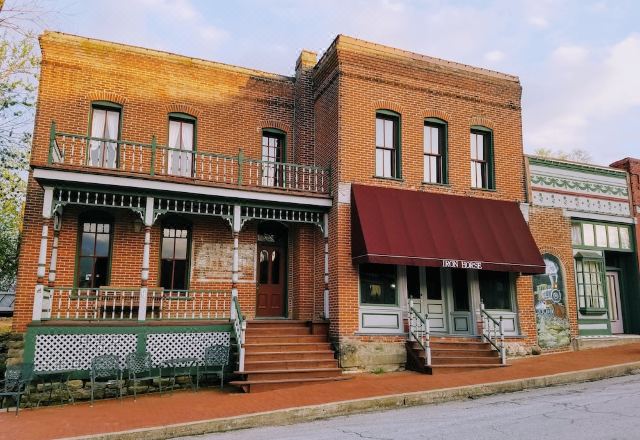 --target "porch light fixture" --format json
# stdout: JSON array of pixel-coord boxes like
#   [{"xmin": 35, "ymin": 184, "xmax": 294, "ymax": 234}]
[{"xmin": 132, "ymin": 218, "xmax": 143, "ymax": 233}]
